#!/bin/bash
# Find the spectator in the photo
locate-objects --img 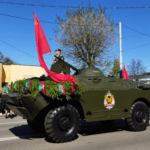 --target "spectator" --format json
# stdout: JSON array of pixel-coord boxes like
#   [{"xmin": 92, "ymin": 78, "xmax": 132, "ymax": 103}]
[
  {"xmin": 1, "ymin": 83, "xmax": 15, "ymax": 119},
  {"xmin": 5, "ymin": 106, "xmax": 13, "ymax": 119}
]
